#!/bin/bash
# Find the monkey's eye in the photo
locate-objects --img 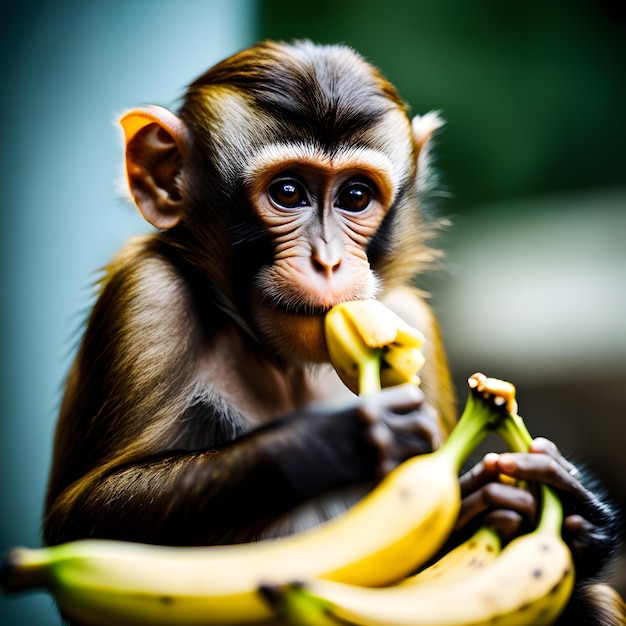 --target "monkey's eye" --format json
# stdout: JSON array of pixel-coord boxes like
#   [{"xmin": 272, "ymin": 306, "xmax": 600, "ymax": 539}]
[
  {"xmin": 268, "ymin": 179, "xmax": 308, "ymax": 209},
  {"xmin": 336, "ymin": 181, "xmax": 374, "ymax": 213}
]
